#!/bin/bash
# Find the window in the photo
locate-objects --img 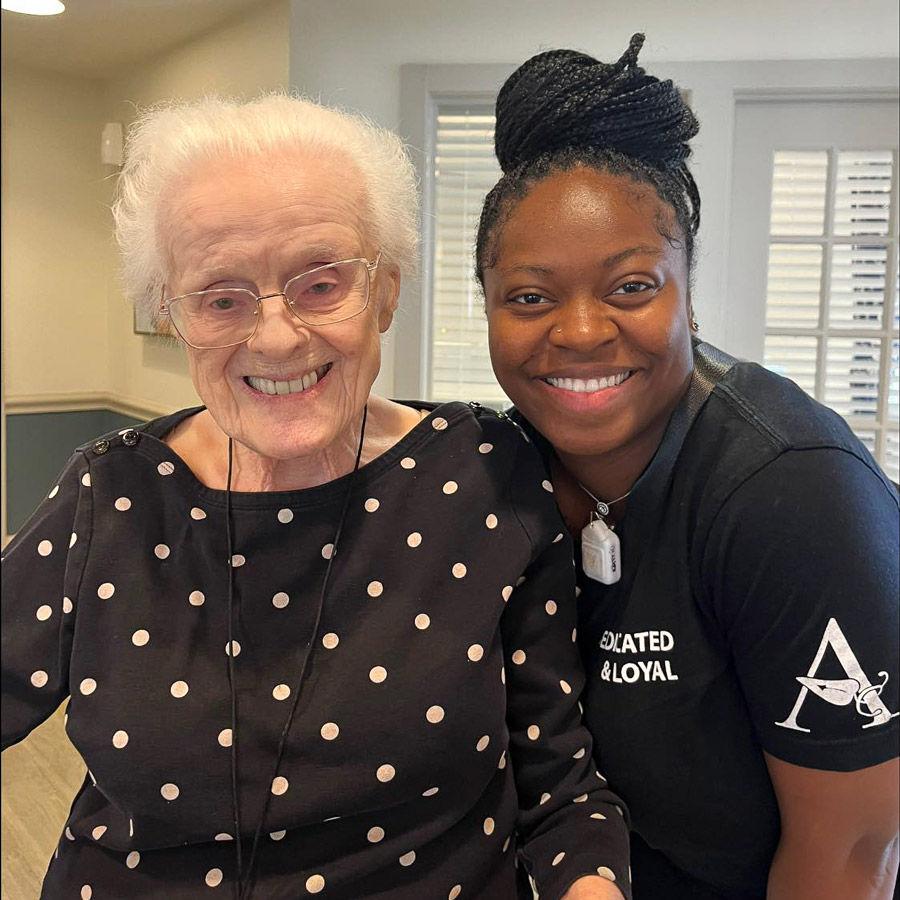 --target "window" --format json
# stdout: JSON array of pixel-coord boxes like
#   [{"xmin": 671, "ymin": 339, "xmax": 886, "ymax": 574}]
[{"xmin": 763, "ymin": 150, "xmax": 899, "ymax": 480}]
